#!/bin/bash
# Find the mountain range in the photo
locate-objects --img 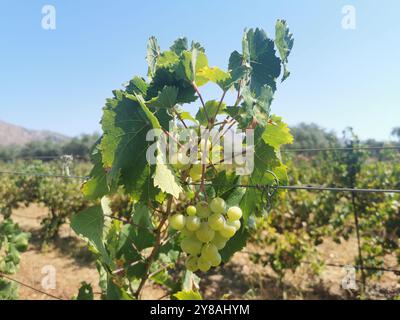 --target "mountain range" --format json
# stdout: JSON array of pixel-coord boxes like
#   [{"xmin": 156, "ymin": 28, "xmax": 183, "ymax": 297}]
[{"xmin": 0, "ymin": 120, "xmax": 69, "ymax": 146}]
